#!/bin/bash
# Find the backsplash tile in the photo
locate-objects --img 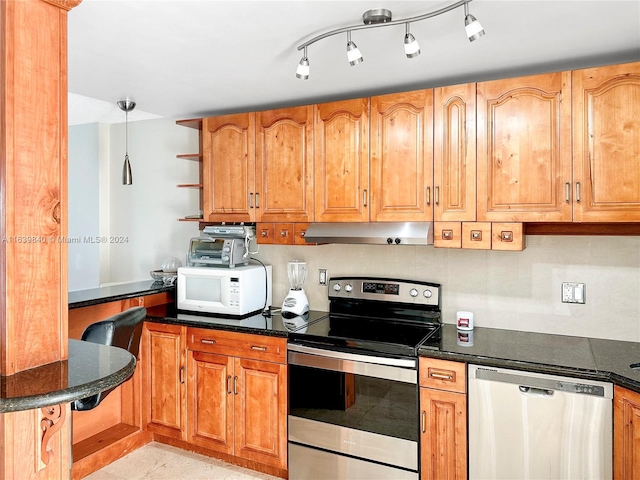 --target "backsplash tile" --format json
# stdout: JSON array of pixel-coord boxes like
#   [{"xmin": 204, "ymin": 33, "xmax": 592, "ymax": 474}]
[{"xmin": 253, "ymin": 236, "xmax": 640, "ymax": 342}]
